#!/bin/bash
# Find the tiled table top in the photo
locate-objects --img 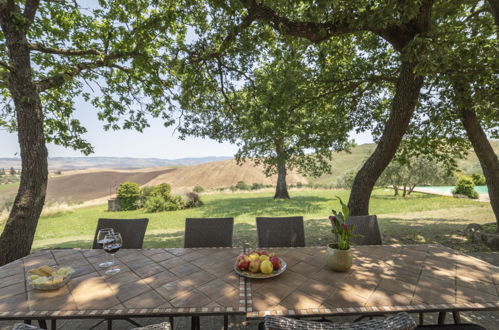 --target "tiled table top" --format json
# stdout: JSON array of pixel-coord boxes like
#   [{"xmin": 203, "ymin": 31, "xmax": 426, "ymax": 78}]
[
  {"xmin": 245, "ymin": 245, "xmax": 499, "ymax": 318},
  {"xmin": 0, "ymin": 248, "xmax": 245, "ymax": 319}
]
